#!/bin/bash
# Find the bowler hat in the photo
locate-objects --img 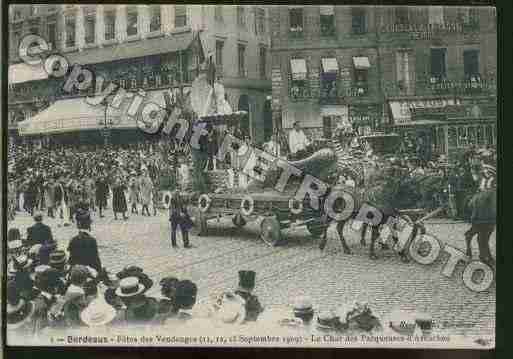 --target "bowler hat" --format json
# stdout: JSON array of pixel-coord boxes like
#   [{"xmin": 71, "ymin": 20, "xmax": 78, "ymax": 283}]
[{"xmin": 238, "ymin": 270, "xmax": 256, "ymax": 291}]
